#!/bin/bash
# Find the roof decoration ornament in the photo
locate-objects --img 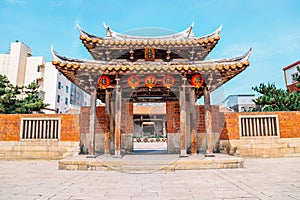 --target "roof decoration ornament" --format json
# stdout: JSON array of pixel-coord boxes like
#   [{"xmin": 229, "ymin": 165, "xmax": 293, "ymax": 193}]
[
  {"xmin": 102, "ymin": 22, "xmax": 196, "ymax": 40},
  {"xmin": 51, "ymin": 22, "xmax": 252, "ymax": 97}
]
